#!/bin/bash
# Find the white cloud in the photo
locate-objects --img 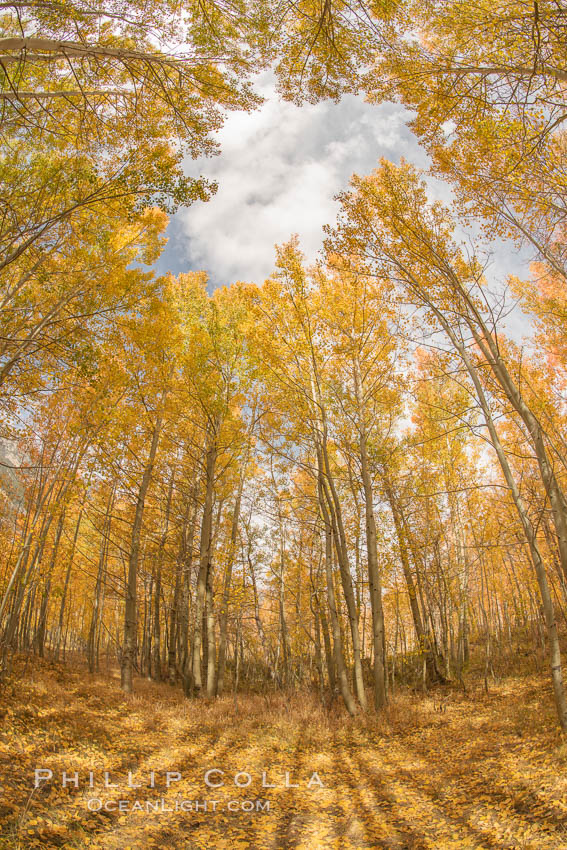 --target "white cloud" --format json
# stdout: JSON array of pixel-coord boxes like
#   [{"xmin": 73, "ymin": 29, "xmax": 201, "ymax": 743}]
[
  {"xmin": 156, "ymin": 73, "xmax": 424, "ymax": 287},
  {"xmin": 152, "ymin": 73, "xmax": 535, "ymax": 343}
]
